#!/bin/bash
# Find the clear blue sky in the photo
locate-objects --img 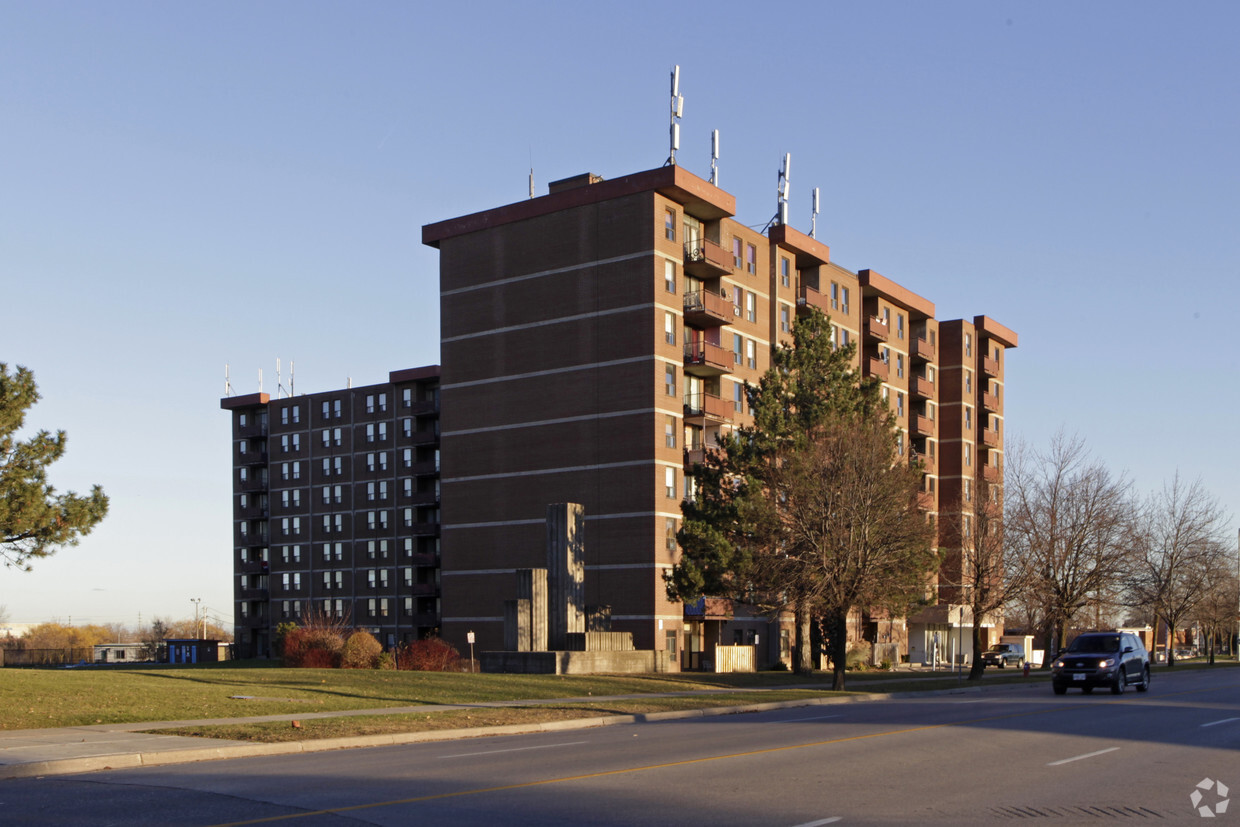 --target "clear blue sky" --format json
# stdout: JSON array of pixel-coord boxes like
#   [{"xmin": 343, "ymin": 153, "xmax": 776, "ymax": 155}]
[{"xmin": 2, "ymin": 2, "xmax": 1237, "ymax": 627}]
